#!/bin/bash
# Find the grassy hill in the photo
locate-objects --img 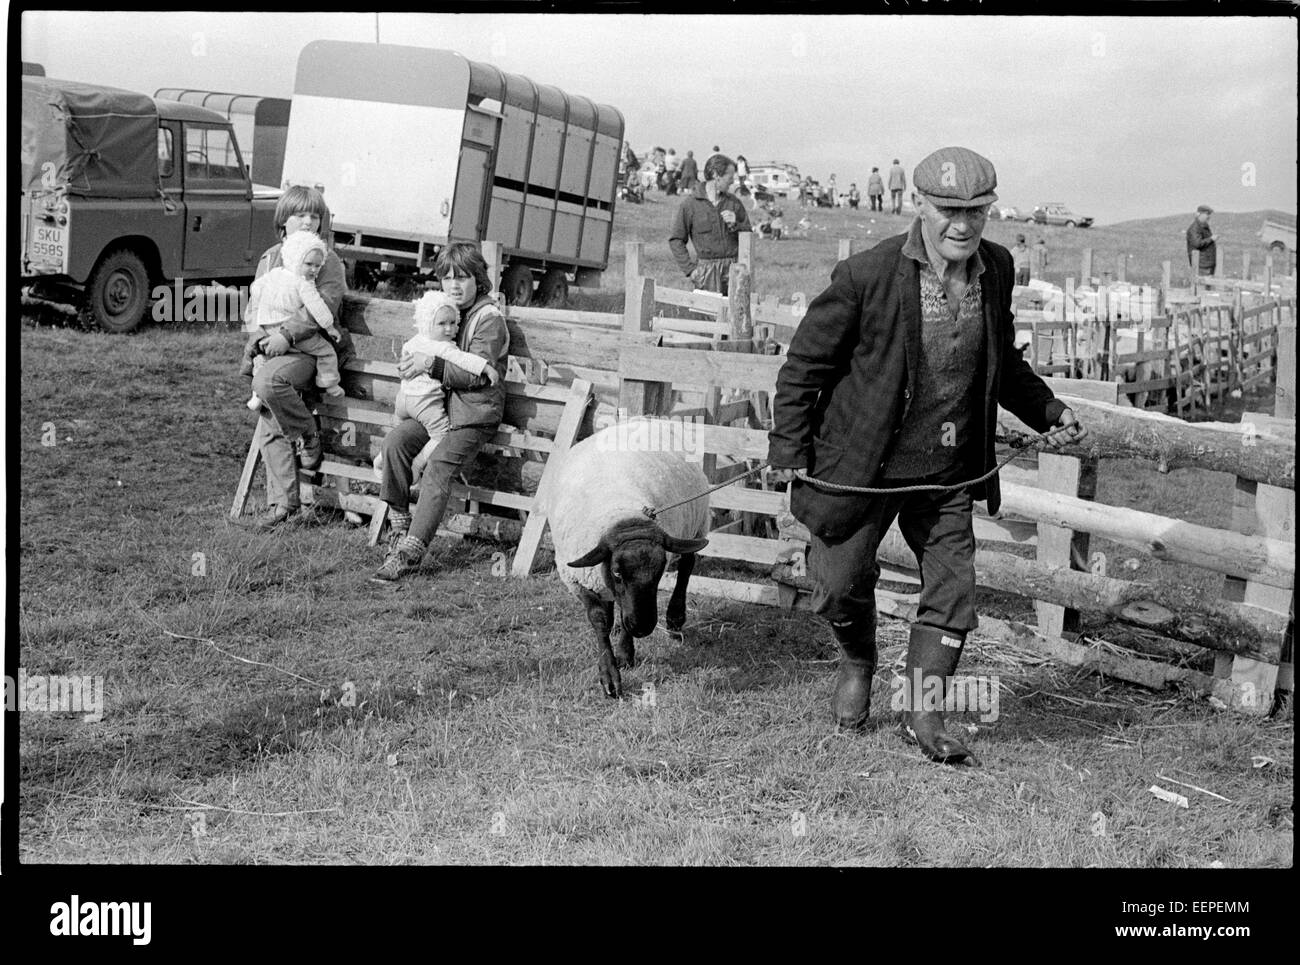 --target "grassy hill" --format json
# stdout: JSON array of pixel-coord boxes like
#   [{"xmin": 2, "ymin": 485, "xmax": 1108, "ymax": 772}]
[{"xmin": 579, "ymin": 198, "xmax": 1296, "ymax": 309}]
